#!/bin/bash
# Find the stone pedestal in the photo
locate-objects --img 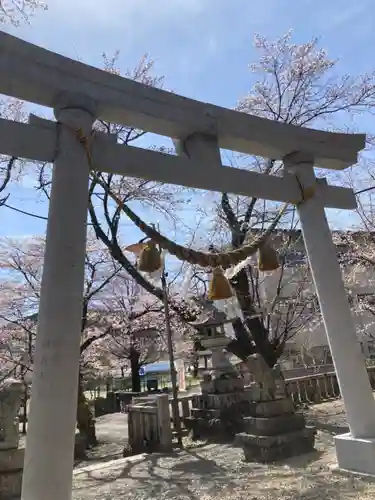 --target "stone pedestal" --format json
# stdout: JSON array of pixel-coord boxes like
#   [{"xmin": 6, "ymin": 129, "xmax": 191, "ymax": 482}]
[
  {"xmin": 0, "ymin": 448, "xmax": 24, "ymax": 499},
  {"xmin": 0, "ymin": 379, "xmax": 24, "ymax": 499},
  {"xmin": 186, "ymin": 332, "xmax": 274, "ymax": 441},
  {"xmin": 334, "ymin": 433, "xmax": 375, "ymax": 477},
  {"xmin": 235, "ymin": 397, "xmax": 316, "ymax": 463},
  {"xmin": 185, "ymin": 372, "xmax": 256, "ymax": 441}
]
